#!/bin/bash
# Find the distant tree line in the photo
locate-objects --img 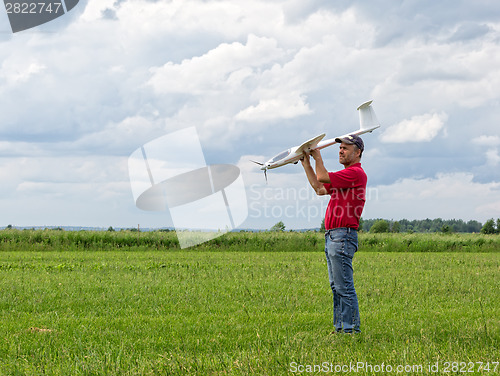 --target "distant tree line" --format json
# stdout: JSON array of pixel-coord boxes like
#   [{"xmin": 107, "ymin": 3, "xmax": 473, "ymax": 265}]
[{"xmin": 359, "ymin": 218, "xmax": 494, "ymax": 234}]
